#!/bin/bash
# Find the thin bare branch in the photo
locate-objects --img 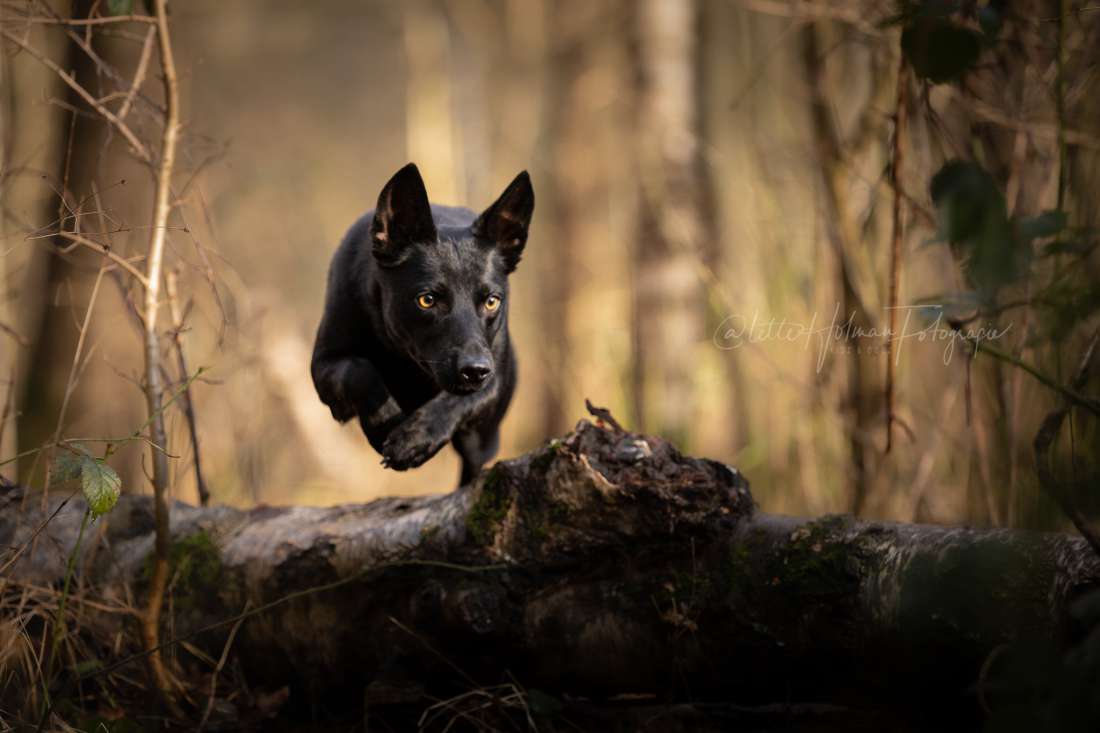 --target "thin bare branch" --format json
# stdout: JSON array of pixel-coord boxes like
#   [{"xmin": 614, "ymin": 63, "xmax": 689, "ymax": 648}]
[
  {"xmin": 52, "ymin": 230, "xmax": 150, "ymax": 287},
  {"xmin": 885, "ymin": 56, "xmax": 908, "ymax": 454},
  {"xmin": 1034, "ymin": 326, "xmax": 1100, "ymax": 558},
  {"xmin": 0, "ymin": 367, "xmax": 15, "ymax": 470},
  {"xmin": 0, "ymin": 28, "xmax": 151, "ymax": 162},
  {"xmin": 43, "ymin": 0, "xmax": 167, "ymax": 121},
  {"xmin": 51, "ymin": 266, "xmax": 107, "ymax": 448},
  {"xmin": 943, "ymin": 87, "xmax": 1100, "ymax": 152},
  {"xmin": 166, "ymin": 268, "xmax": 209, "ymax": 506},
  {"xmin": 732, "ymin": 0, "xmax": 883, "ymax": 36},
  {"xmin": 195, "ymin": 601, "xmax": 249, "ymax": 733},
  {"xmin": 0, "ymin": 14, "xmax": 156, "ymax": 26},
  {"xmin": 969, "ymin": 337, "xmax": 1100, "ymax": 418},
  {"xmin": 118, "ymin": 25, "xmax": 156, "ymax": 121},
  {"xmin": 141, "ymin": 0, "xmax": 183, "ymax": 706},
  {"xmin": 0, "ymin": 320, "xmax": 27, "ymax": 346}
]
